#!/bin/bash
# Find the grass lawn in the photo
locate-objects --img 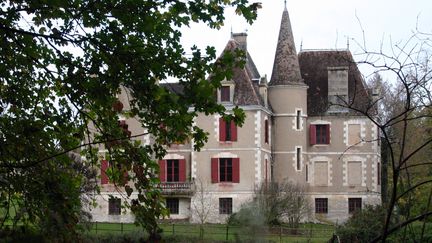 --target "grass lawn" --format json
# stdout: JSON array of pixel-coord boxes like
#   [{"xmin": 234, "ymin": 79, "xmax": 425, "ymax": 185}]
[{"xmin": 87, "ymin": 222, "xmax": 335, "ymax": 242}]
